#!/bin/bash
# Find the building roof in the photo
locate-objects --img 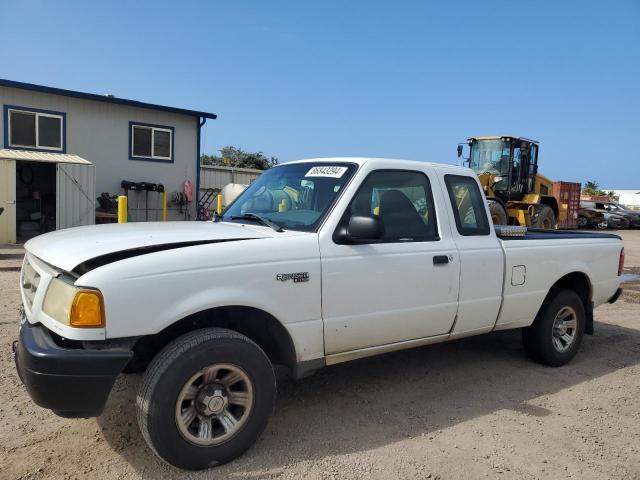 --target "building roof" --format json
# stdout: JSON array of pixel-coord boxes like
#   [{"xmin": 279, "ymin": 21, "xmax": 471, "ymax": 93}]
[
  {"xmin": 0, "ymin": 149, "xmax": 91, "ymax": 165},
  {"xmin": 0, "ymin": 78, "xmax": 217, "ymax": 120}
]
